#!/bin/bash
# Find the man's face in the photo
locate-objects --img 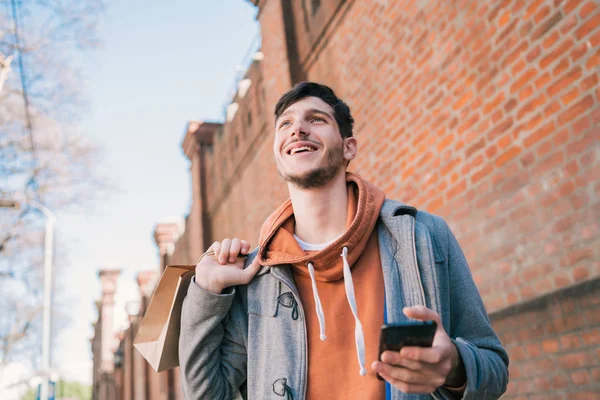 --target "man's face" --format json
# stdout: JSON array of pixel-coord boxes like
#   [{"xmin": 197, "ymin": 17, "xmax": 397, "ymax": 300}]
[{"xmin": 273, "ymin": 96, "xmax": 352, "ymax": 189}]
